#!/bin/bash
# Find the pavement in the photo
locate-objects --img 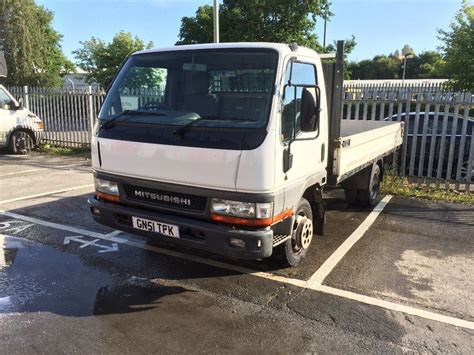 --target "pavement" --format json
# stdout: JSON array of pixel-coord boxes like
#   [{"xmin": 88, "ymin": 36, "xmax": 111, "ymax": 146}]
[{"xmin": 0, "ymin": 153, "xmax": 473, "ymax": 354}]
